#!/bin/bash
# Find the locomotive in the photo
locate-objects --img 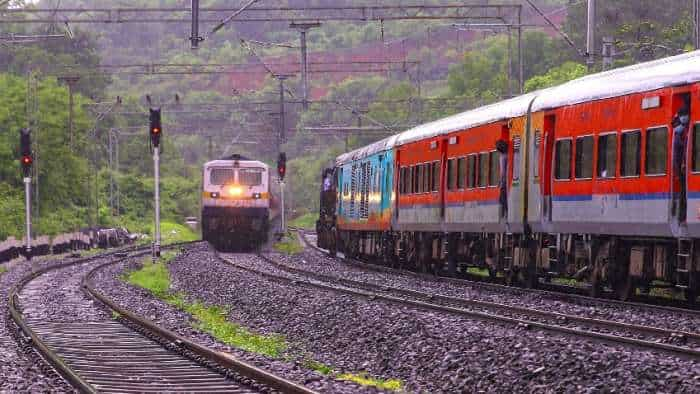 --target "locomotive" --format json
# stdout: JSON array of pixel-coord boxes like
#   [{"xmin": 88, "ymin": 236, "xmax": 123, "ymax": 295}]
[
  {"xmin": 318, "ymin": 50, "xmax": 700, "ymax": 302},
  {"xmin": 201, "ymin": 154, "xmax": 277, "ymax": 249}
]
